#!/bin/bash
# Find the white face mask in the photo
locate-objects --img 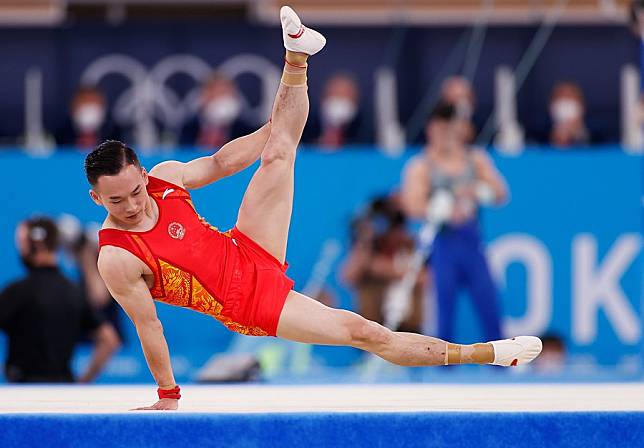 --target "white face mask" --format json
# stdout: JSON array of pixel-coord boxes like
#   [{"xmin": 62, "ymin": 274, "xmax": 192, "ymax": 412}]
[
  {"xmin": 203, "ymin": 96, "xmax": 241, "ymax": 126},
  {"xmin": 73, "ymin": 104, "xmax": 105, "ymax": 132},
  {"xmin": 455, "ymin": 100, "xmax": 473, "ymax": 120},
  {"xmin": 551, "ymin": 99, "xmax": 581, "ymax": 123},
  {"xmin": 322, "ymin": 97, "xmax": 357, "ymax": 127}
]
